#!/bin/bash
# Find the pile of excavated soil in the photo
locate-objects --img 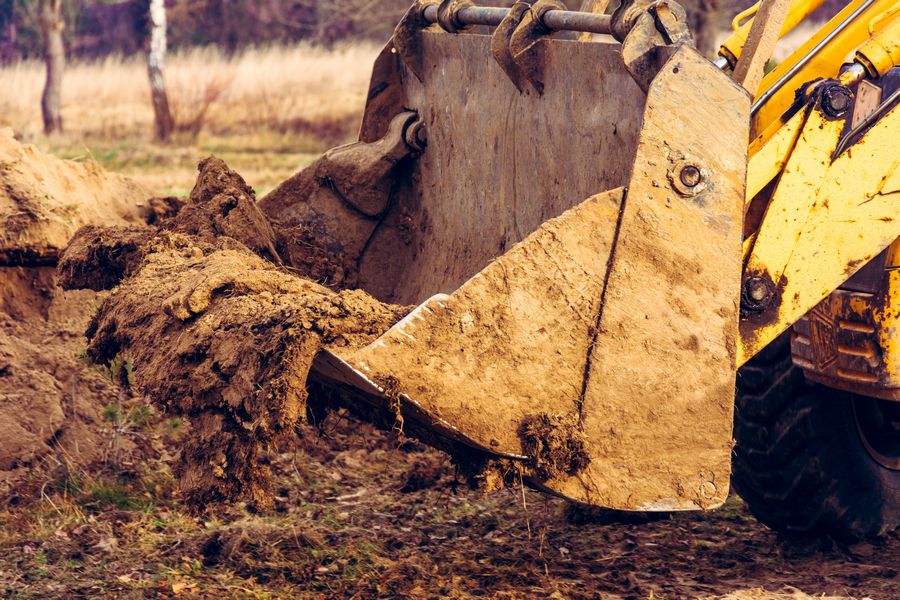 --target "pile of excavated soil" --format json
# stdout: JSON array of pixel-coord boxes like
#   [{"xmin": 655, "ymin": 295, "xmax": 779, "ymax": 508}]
[
  {"xmin": 1, "ymin": 139, "xmax": 405, "ymax": 505},
  {"xmin": 60, "ymin": 157, "xmax": 409, "ymax": 509},
  {"xmin": 0, "ymin": 128, "xmax": 151, "ymax": 266}
]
